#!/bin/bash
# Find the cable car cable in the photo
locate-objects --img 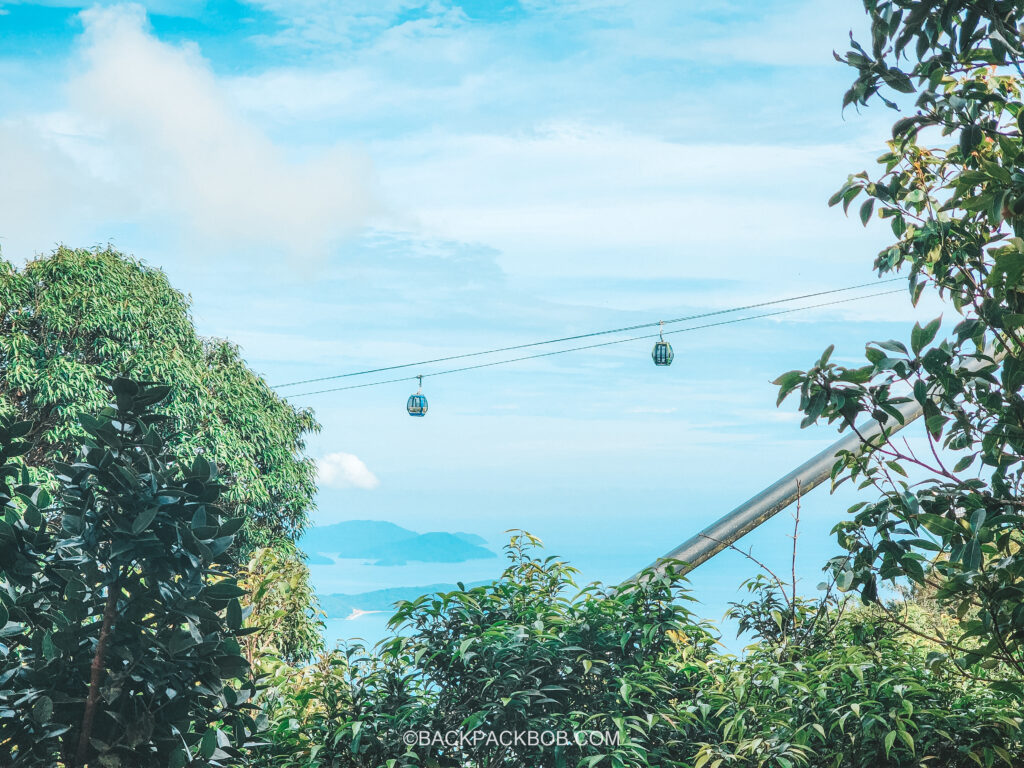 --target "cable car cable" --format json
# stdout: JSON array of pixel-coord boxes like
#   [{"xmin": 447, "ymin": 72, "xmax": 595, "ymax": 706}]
[
  {"xmin": 271, "ymin": 277, "xmax": 903, "ymax": 389},
  {"xmin": 286, "ymin": 288, "xmax": 902, "ymax": 399}
]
